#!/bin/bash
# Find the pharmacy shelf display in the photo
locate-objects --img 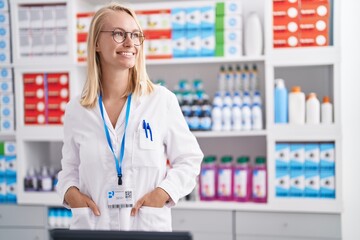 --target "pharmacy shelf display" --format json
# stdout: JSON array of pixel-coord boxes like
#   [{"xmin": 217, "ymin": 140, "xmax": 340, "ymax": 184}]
[{"xmin": 7, "ymin": 0, "xmax": 341, "ymax": 214}]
